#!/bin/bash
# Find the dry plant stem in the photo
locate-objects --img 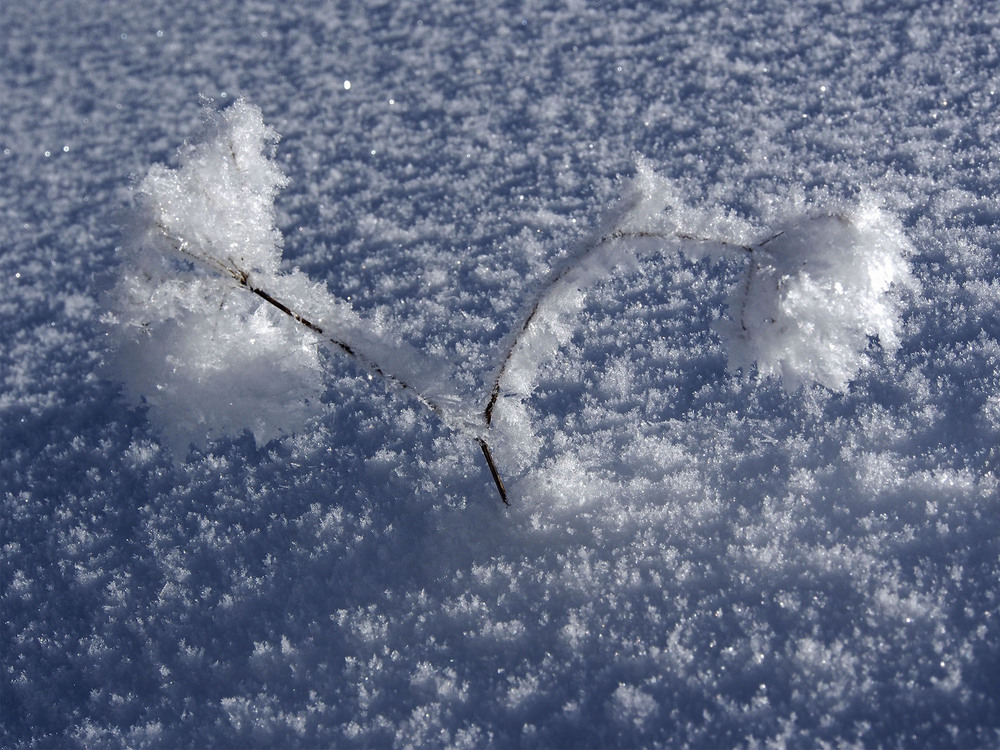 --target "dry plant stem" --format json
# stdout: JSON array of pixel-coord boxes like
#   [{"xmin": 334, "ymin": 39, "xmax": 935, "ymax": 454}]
[
  {"xmin": 160, "ymin": 230, "xmax": 510, "ymax": 504},
  {"xmin": 239, "ymin": 273, "xmax": 510, "ymax": 505},
  {"xmin": 477, "ymin": 438, "xmax": 509, "ymax": 505},
  {"xmin": 482, "ymin": 229, "xmax": 763, "ymax": 426}
]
